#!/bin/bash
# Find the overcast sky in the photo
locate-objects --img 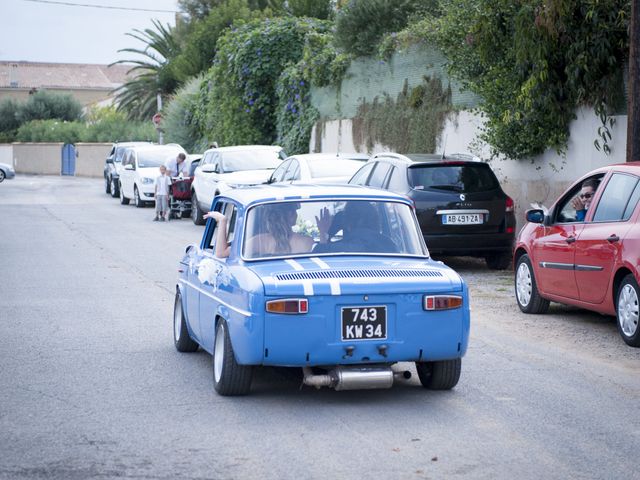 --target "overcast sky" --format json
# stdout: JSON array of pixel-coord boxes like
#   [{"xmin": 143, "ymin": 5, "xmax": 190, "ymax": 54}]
[{"xmin": 0, "ymin": 0, "xmax": 179, "ymax": 65}]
